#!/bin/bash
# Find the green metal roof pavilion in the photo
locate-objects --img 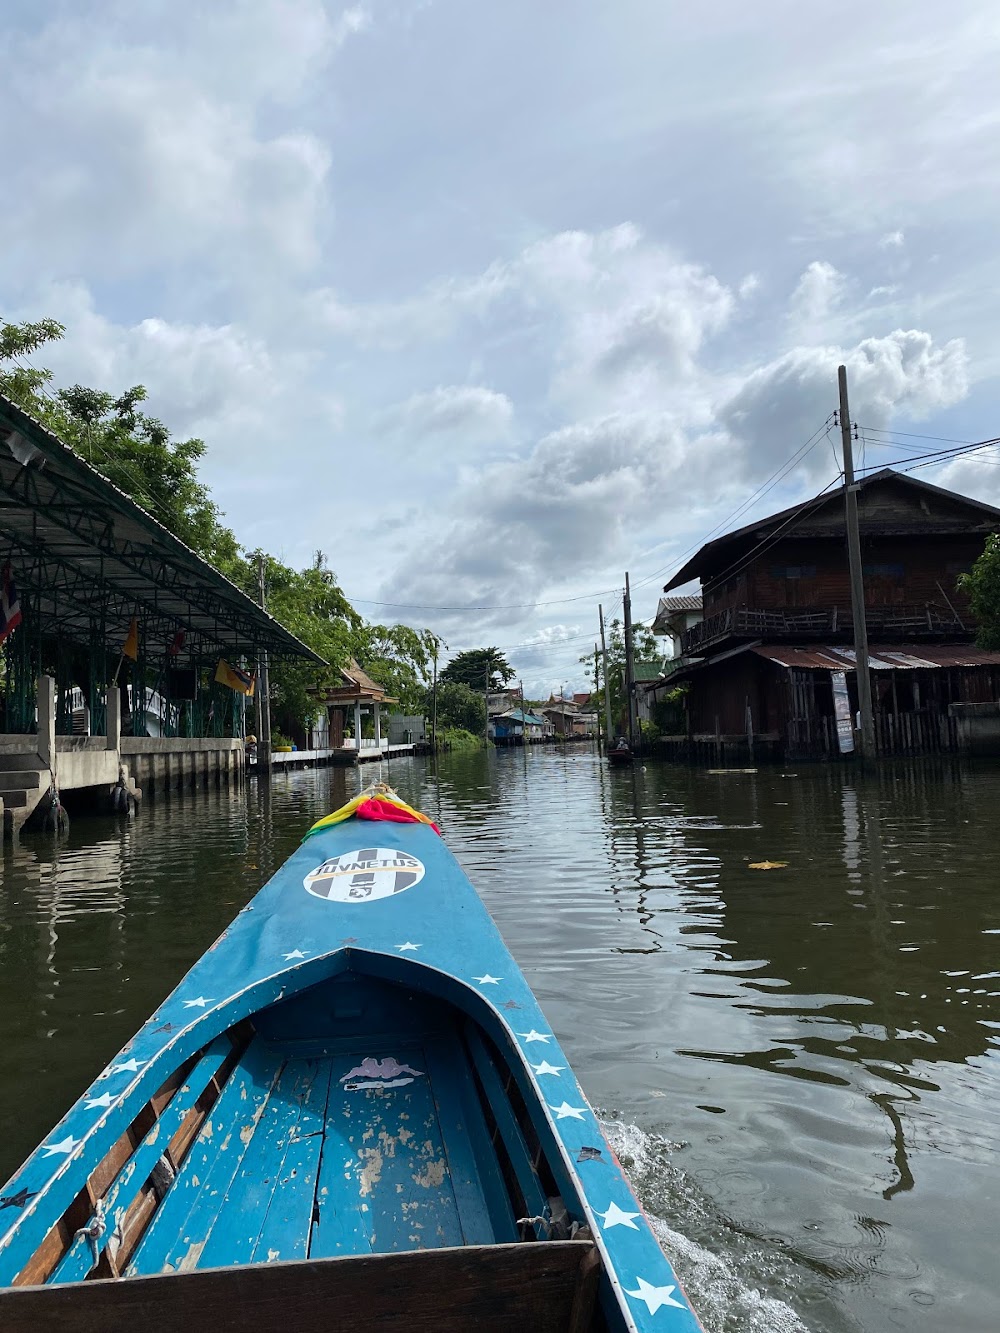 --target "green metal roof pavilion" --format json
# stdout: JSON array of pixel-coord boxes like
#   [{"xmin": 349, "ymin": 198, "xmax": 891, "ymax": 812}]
[{"xmin": 0, "ymin": 391, "xmax": 324, "ymax": 665}]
